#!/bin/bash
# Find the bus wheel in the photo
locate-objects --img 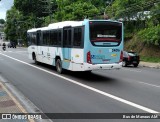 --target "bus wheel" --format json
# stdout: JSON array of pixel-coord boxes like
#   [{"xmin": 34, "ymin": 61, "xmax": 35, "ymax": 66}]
[
  {"xmin": 56, "ymin": 59, "xmax": 63, "ymax": 74},
  {"xmin": 33, "ymin": 54, "xmax": 39, "ymax": 65}
]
